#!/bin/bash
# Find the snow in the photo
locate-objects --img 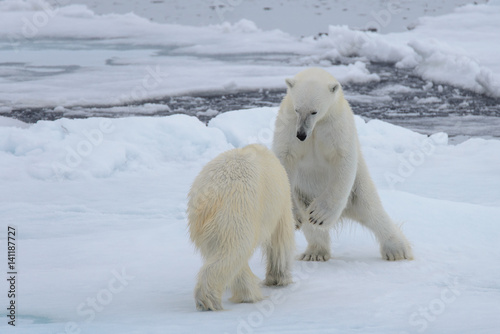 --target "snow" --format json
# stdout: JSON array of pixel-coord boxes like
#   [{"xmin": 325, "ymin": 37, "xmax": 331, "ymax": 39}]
[
  {"xmin": 372, "ymin": 84, "xmax": 418, "ymax": 95},
  {"xmin": 69, "ymin": 0, "xmax": 489, "ymax": 36},
  {"xmin": 414, "ymin": 96, "xmax": 442, "ymax": 104},
  {"xmin": 389, "ymin": 4, "xmax": 500, "ymax": 96},
  {"xmin": 196, "ymin": 108, "xmax": 219, "ymax": 118},
  {"xmin": 310, "ymin": 3, "xmax": 500, "ymax": 96},
  {"xmin": 1, "ymin": 107, "xmax": 500, "ymax": 333},
  {"xmin": 1, "ymin": 0, "xmax": 500, "ymax": 113}
]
